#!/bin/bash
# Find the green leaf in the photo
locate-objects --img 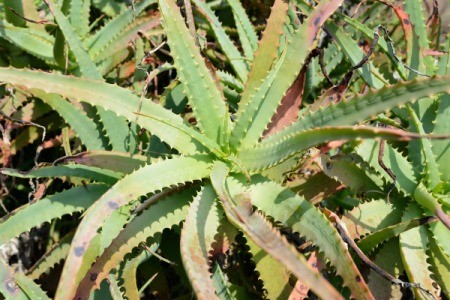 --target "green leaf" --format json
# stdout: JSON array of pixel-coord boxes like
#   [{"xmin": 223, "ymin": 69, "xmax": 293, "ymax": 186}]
[
  {"xmin": 266, "ymin": 76, "xmax": 450, "ymax": 145},
  {"xmin": 241, "ymin": 175, "xmax": 374, "ymax": 299},
  {"xmin": 158, "ymin": 0, "xmax": 228, "ymax": 146},
  {"xmin": 0, "ymin": 20, "xmax": 57, "ymax": 65},
  {"xmin": 68, "ymin": 0, "xmax": 90, "ymax": 38},
  {"xmin": 192, "ymin": 0, "xmax": 248, "ymax": 82},
  {"xmin": 27, "ymin": 232, "xmax": 74, "ymax": 280},
  {"xmin": 238, "ymin": 126, "xmax": 424, "ymax": 172},
  {"xmin": 31, "ymin": 89, "xmax": 105, "ymax": 150},
  {"xmin": 210, "ymin": 163, "xmax": 345, "ymax": 300},
  {"xmin": 428, "ymin": 237, "xmax": 450, "ymax": 298},
  {"xmin": 45, "ymin": 0, "xmax": 132, "ymax": 152},
  {"xmin": 86, "ymin": 0, "xmax": 155, "ymax": 59},
  {"xmin": 357, "ymin": 217, "xmax": 429, "ymax": 255},
  {"xmin": 325, "ymin": 22, "xmax": 387, "ymax": 88},
  {"xmin": 357, "ymin": 139, "xmax": 417, "ymax": 196},
  {"xmin": 407, "ymin": 105, "xmax": 441, "ymax": 189},
  {"xmin": 432, "ymin": 94, "xmax": 450, "ymax": 181},
  {"xmin": 0, "ymin": 184, "xmax": 107, "ymax": 246},
  {"xmin": 1, "ymin": 165, "xmax": 122, "ymax": 184},
  {"xmin": 44, "ymin": 0, "xmax": 101, "ymax": 80},
  {"xmin": 399, "ymin": 202, "xmax": 438, "ymax": 299},
  {"xmin": 74, "ymin": 186, "xmax": 194, "ymax": 299},
  {"xmin": 334, "ymin": 12, "xmax": 407, "ymax": 79},
  {"xmin": 342, "ymin": 199, "xmax": 406, "ymax": 239},
  {"xmin": 0, "ymin": 67, "xmax": 217, "ymax": 155},
  {"xmin": 245, "ymin": 235, "xmax": 292, "ymax": 299},
  {"xmin": 231, "ymin": 0, "xmax": 344, "ymax": 150},
  {"xmin": 56, "ymin": 155, "xmax": 213, "ymax": 299},
  {"xmin": 14, "ymin": 273, "xmax": 51, "ymax": 300},
  {"xmin": 226, "ymin": 0, "xmax": 258, "ymax": 60},
  {"xmin": 181, "ymin": 183, "xmax": 221, "ymax": 299},
  {"xmin": 367, "ymin": 238, "xmax": 404, "ymax": 299}
]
